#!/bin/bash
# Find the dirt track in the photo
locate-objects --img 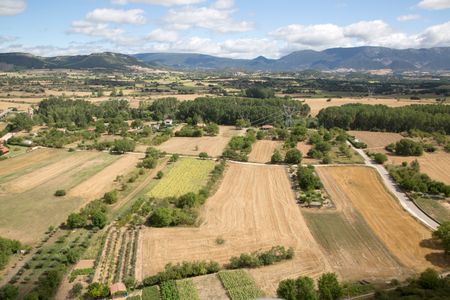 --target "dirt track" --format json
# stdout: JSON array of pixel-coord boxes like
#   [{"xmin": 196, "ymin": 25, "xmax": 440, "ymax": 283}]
[
  {"xmin": 156, "ymin": 126, "xmax": 244, "ymax": 157},
  {"xmin": 317, "ymin": 166, "xmax": 448, "ymax": 272},
  {"xmin": 139, "ymin": 163, "xmax": 331, "ymax": 296},
  {"xmin": 248, "ymin": 140, "xmax": 281, "ymax": 163}
]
